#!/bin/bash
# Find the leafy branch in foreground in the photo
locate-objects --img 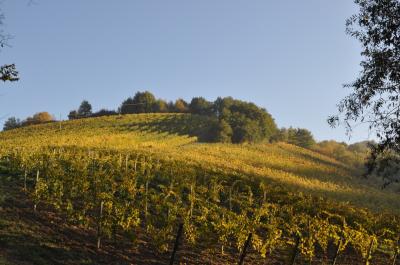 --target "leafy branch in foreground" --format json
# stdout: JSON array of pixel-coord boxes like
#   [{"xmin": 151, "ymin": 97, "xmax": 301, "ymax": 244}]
[
  {"xmin": 0, "ymin": 64, "xmax": 19, "ymax": 82},
  {"xmin": 329, "ymin": 0, "xmax": 400, "ymax": 185},
  {"xmin": 0, "ymin": 5, "xmax": 19, "ymax": 83}
]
